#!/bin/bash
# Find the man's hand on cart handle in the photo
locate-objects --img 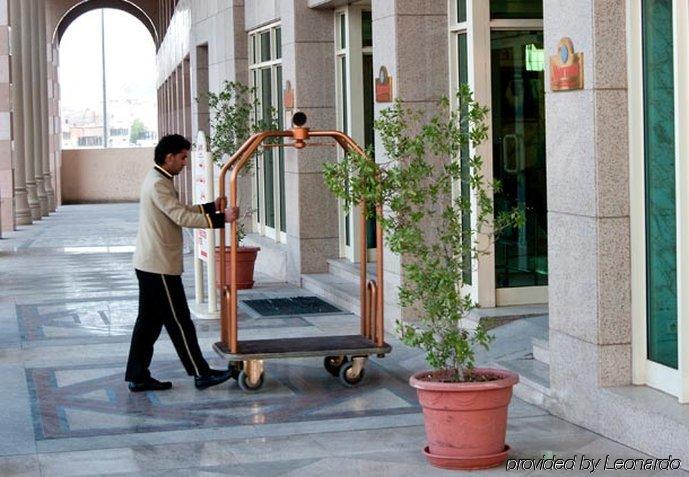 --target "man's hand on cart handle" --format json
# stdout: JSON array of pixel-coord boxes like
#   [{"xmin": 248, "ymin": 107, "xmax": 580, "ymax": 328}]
[
  {"xmin": 224, "ymin": 206, "xmax": 239, "ymax": 223},
  {"xmin": 214, "ymin": 196, "xmax": 239, "ymax": 223}
]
